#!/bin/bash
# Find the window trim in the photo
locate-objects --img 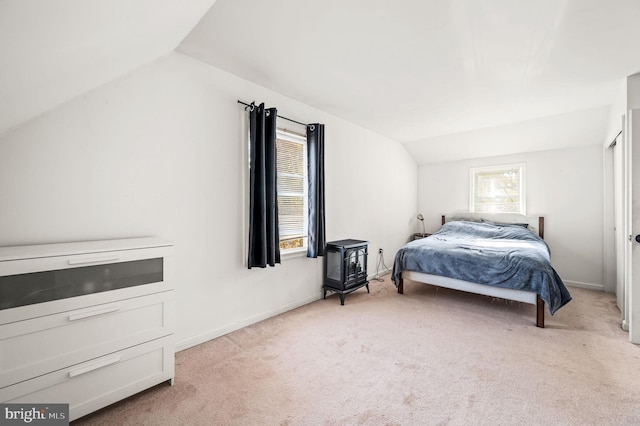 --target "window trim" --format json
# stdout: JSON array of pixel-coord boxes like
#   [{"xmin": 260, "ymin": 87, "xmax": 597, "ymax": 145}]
[
  {"xmin": 469, "ymin": 163, "xmax": 526, "ymax": 214},
  {"xmin": 276, "ymin": 128, "xmax": 308, "ymax": 256}
]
